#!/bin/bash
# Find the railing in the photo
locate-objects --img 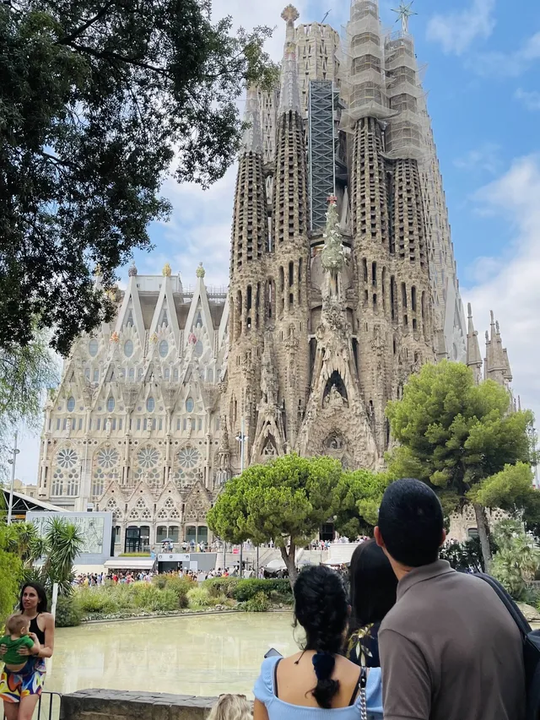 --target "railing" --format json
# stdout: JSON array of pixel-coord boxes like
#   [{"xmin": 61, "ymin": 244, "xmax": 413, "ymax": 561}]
[{"xmin": 3, "ymin": 691, "xmax": 62, "ymax": 720}]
